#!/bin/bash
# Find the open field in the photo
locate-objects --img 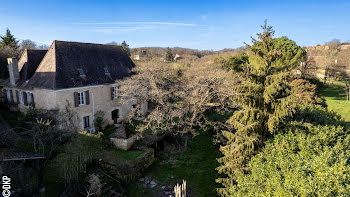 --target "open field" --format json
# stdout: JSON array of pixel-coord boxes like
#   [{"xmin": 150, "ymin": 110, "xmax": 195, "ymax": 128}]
[{"xmin": 319, "ymin": 83, "xmax": 350, "ymax": 121}]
